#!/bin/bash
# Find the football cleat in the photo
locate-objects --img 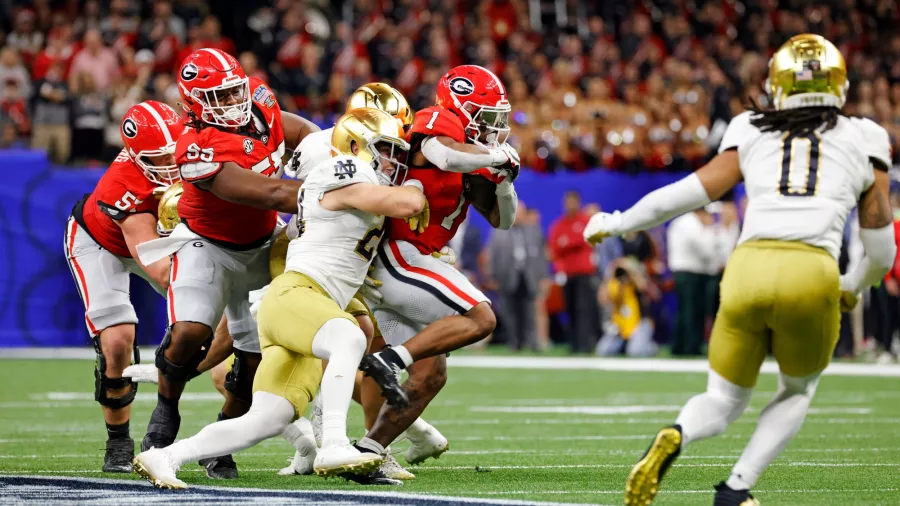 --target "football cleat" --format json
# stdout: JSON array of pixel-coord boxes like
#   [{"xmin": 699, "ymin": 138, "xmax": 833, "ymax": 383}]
[
  {"xmin": 358, "ymin": 354, "xmax": 409, "ymax": 409},
  {"xmin": 340, "ymin": 468, "xmax": 404, "ymax": 486},
  {"xmin": 403, "ymin": 422, "xmax": 449, "ymax": 465},
  {"xmin": 198, "ymin": 454, "xmax": 238, "ymax": 479},
  {"xmin": 713, "ymin": 482, "xmax": 761, "ymax": 506},
  {"xmin": 102, "ymin": 437, "xmax": 135, "ymax": 473},
  {"xmin": 133, "ymin": 448, "xmax": 186, "ymax": 489},
  {"xmin": 278, "ymin": 418, "xmax": 318, "ymax": 476},
  {"xmin": 314, "ymin": 442, "xmax": 383, "ymax": 477},
  {"xmin": 625, "ymin": 425, "xmax": 682, "ymax": 506},
  {"xmin": 380, "ymin": 449, "xmax": 416, "ymax": 480}
]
